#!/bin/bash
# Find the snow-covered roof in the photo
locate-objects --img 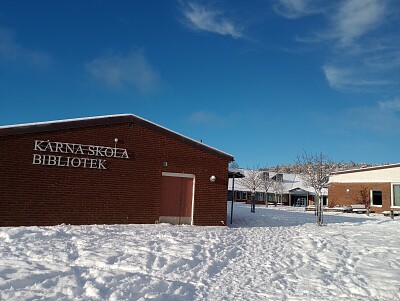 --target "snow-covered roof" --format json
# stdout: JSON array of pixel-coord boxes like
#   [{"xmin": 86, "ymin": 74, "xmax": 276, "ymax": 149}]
[
  {"xmin": 228, "ymin": 168, "xmax": 245, "ymax": 178},
  {"xmin": 0, "ymin": 114, "xmax": 130, "ymax": 130},
  {"xmin": 228, "ymin": 169, "xmax": 327, "ymax": 195},
  {"xmin": 331, "ymin": 163, "xmax": 400, "ymax": 175},
  {"xmin": 0, "ymin": 114, "xmax": 234, "ymax": 161}
]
